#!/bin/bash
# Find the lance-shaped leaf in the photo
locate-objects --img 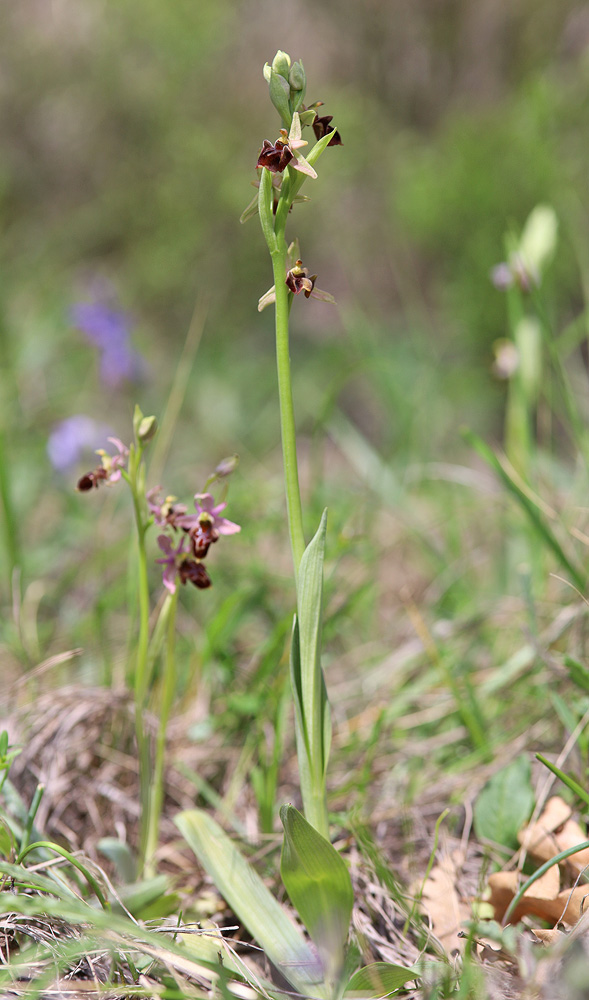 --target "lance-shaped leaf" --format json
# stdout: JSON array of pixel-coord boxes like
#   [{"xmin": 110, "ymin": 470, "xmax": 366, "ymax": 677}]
[
  {"xmin": 344, "ymin": 962, "xmax": 418, "ymax": 997},
  {"xmin": 280, "ymin": 804, "xmax": 352, "ymax": 986},
  {"xmin": 175, "ymin": 809, "xmax": 326, "ymax": 998},
  {"xmin": 291, "ymin": 510, "xmax": 332, "ymax": 837}
]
